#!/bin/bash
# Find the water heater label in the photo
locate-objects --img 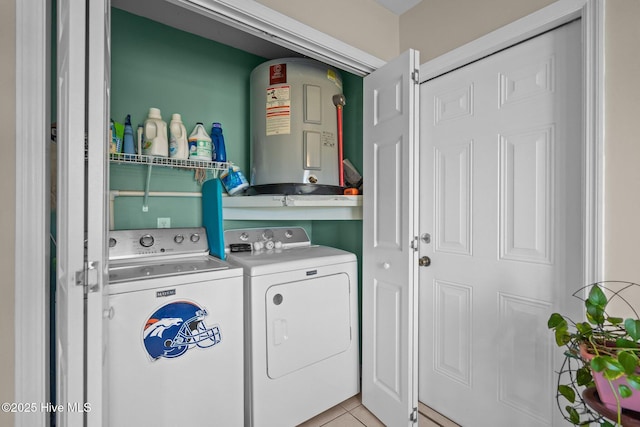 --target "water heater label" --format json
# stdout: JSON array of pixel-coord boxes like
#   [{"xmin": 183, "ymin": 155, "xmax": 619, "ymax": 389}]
[
  {"xmin": 266, "ymin": 85, "xmax": 291, "ymax": 136},
  {"xmin": 269, "ymin": 63, "xmax": 287, "ymax": 84}
]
